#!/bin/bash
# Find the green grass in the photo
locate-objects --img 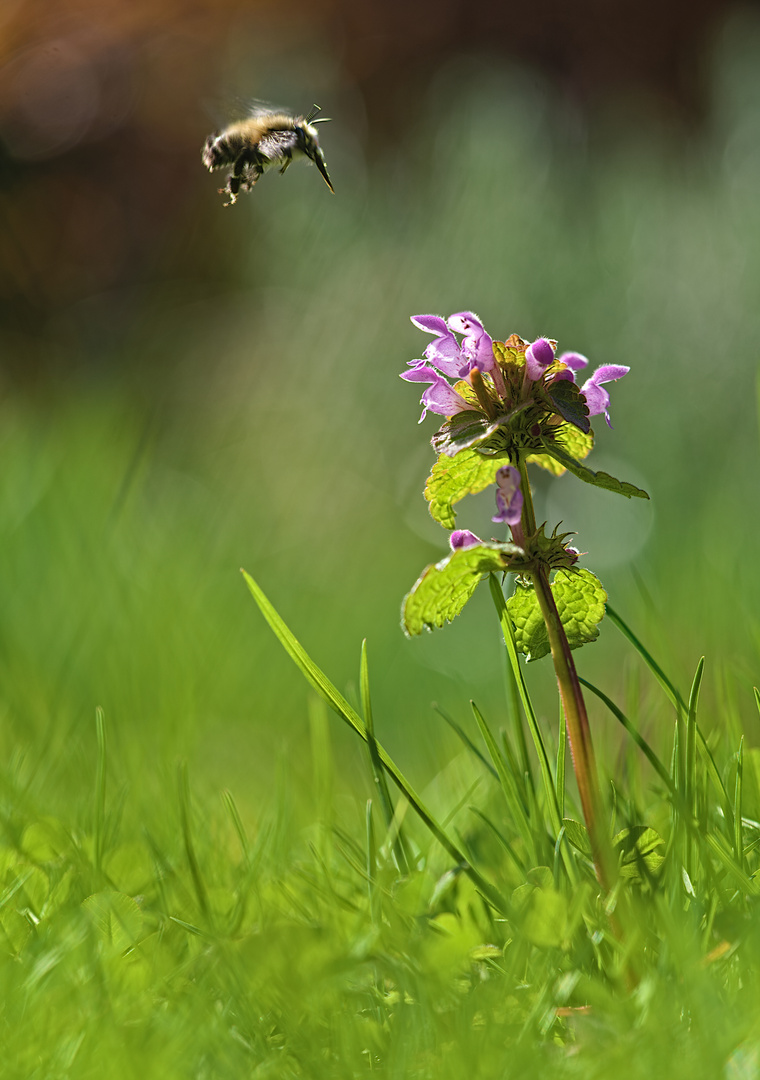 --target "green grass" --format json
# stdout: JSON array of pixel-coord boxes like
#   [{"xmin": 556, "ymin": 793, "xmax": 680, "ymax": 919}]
[
  {"xmin": 4, "ymin": 26, "xmax": 760, "ymax": 1076},
  {"xmin": 2, "ymin": 593, "xmax": 760, "ymax": 1079}
]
